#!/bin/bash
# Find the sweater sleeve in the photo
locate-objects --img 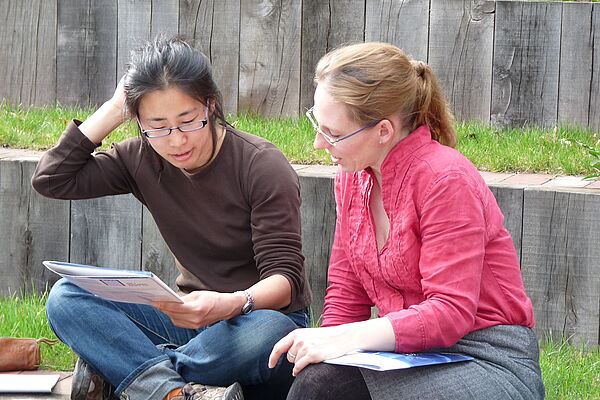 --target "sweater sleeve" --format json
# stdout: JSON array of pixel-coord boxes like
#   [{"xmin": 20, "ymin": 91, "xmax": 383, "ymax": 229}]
[
  {"xmin": 246, "ymin": 146, "xmax": 306, "ymax": 313},
  {"xmin": 31, "ymin": 120, "xmax": 136, "ymax": 200},
  {"xmin": 322, "ymin": 172, "xmax": 373, "ymax": 326},
  {"xmin": 386, "ymin": 172, "xmax": 487, "ymax": 352}
]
